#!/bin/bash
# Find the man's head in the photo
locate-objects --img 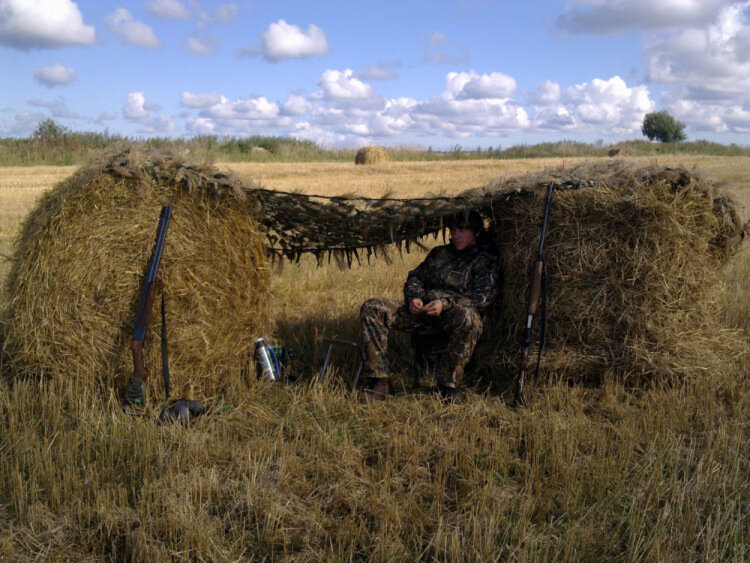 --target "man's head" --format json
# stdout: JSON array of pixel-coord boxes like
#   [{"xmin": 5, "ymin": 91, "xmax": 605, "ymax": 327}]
[{"xmin": 446, "ymin": 210, "xmax": 484, "ymax": 251}]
